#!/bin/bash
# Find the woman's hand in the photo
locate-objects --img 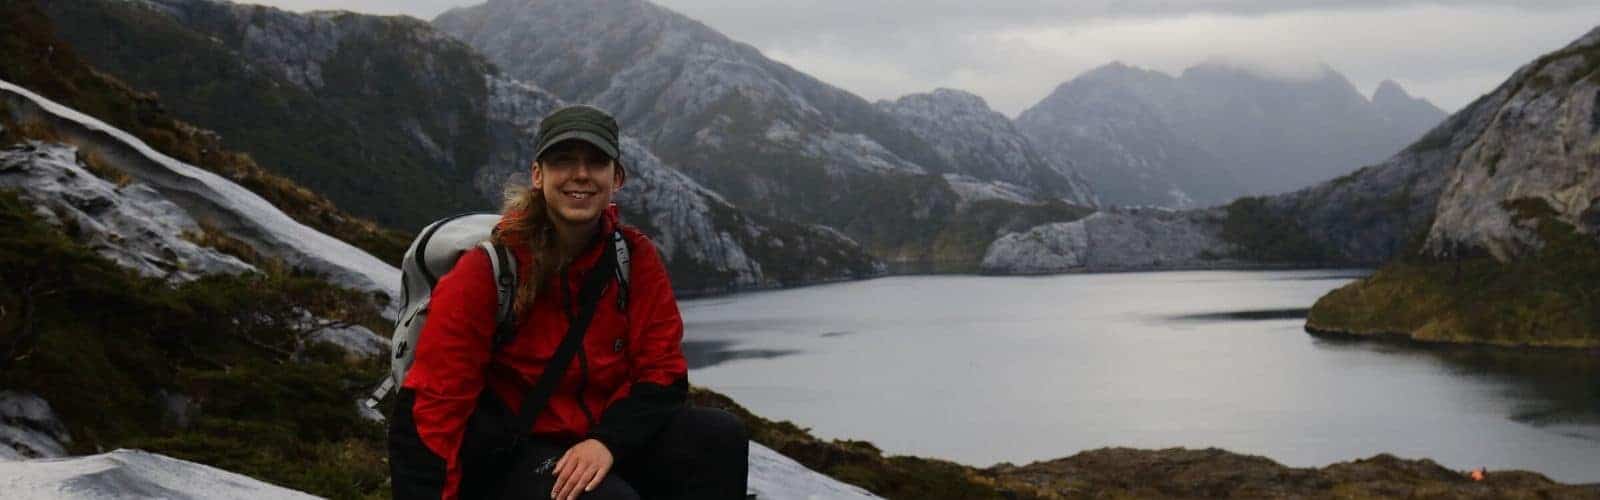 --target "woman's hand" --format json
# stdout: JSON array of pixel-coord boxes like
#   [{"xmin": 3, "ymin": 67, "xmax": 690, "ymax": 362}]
[{"xmin": 551, "ymin": 438, "xmax": 613, "ymax": 499}]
